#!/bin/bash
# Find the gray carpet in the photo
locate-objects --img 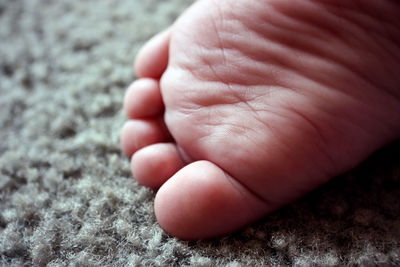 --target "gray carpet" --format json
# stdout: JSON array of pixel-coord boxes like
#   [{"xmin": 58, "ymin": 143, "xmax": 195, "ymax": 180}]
[{"xmin": 0, "ymin": 0, "xmax": 399, "ymax": 266}]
